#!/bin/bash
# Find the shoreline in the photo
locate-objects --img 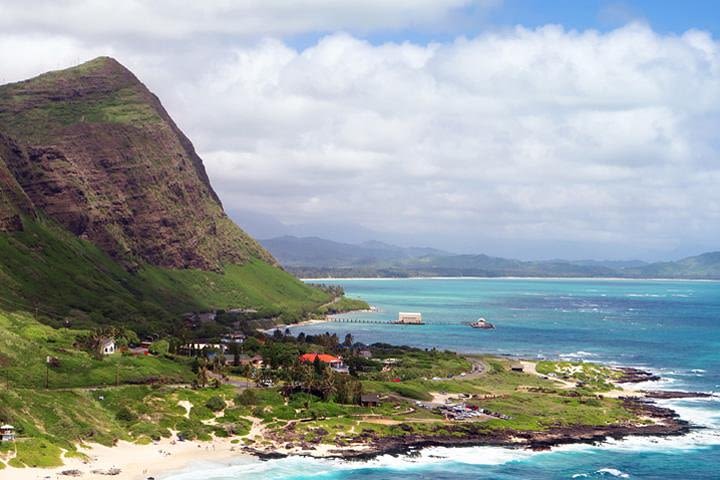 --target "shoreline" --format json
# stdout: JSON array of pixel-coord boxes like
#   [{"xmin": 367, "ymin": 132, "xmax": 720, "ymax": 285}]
[
  {"xmin": 265, "ymin": 307, "xmax": 377, "ymax": 333},
  {"xmin": 301, "ymin": 276, "xmax": 720, "ymax": 283},
  {"xmin": 3, "ymin": 365, "xmax": 711, "ymax": 479},
  {"xmin": 241, "ymin": 397, "xmax": 692, "ymax": 462},
  {"xmin": 5, "ymin": 437, "xmax": 250, "ymax": 480}
]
